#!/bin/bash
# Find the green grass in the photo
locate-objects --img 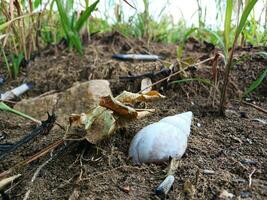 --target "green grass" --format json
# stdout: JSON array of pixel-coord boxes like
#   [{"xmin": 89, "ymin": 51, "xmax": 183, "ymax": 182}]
[{"xmin": 0, "ymin": 0, "xmax": 266, "ymax": 80}]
